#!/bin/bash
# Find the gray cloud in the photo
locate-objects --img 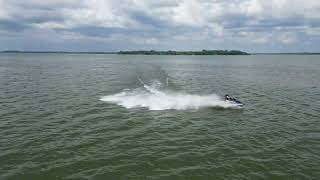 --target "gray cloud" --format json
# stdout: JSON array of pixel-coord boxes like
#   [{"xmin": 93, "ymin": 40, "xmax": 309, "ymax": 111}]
[{"xmin": 0, "ymin": 0, "xmax": 320, "ymax": 52}]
